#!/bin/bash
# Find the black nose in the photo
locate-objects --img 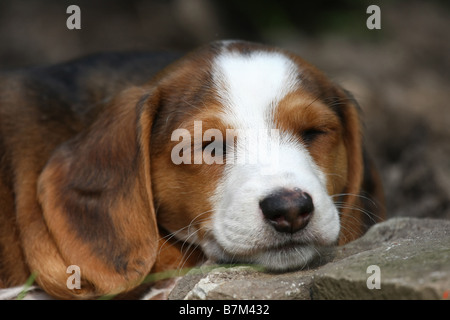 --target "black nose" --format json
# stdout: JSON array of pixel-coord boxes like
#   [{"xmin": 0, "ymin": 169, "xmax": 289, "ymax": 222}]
[{"xmin": 259, "ymin": 188, "xmax": 314, "ymax": 234}]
